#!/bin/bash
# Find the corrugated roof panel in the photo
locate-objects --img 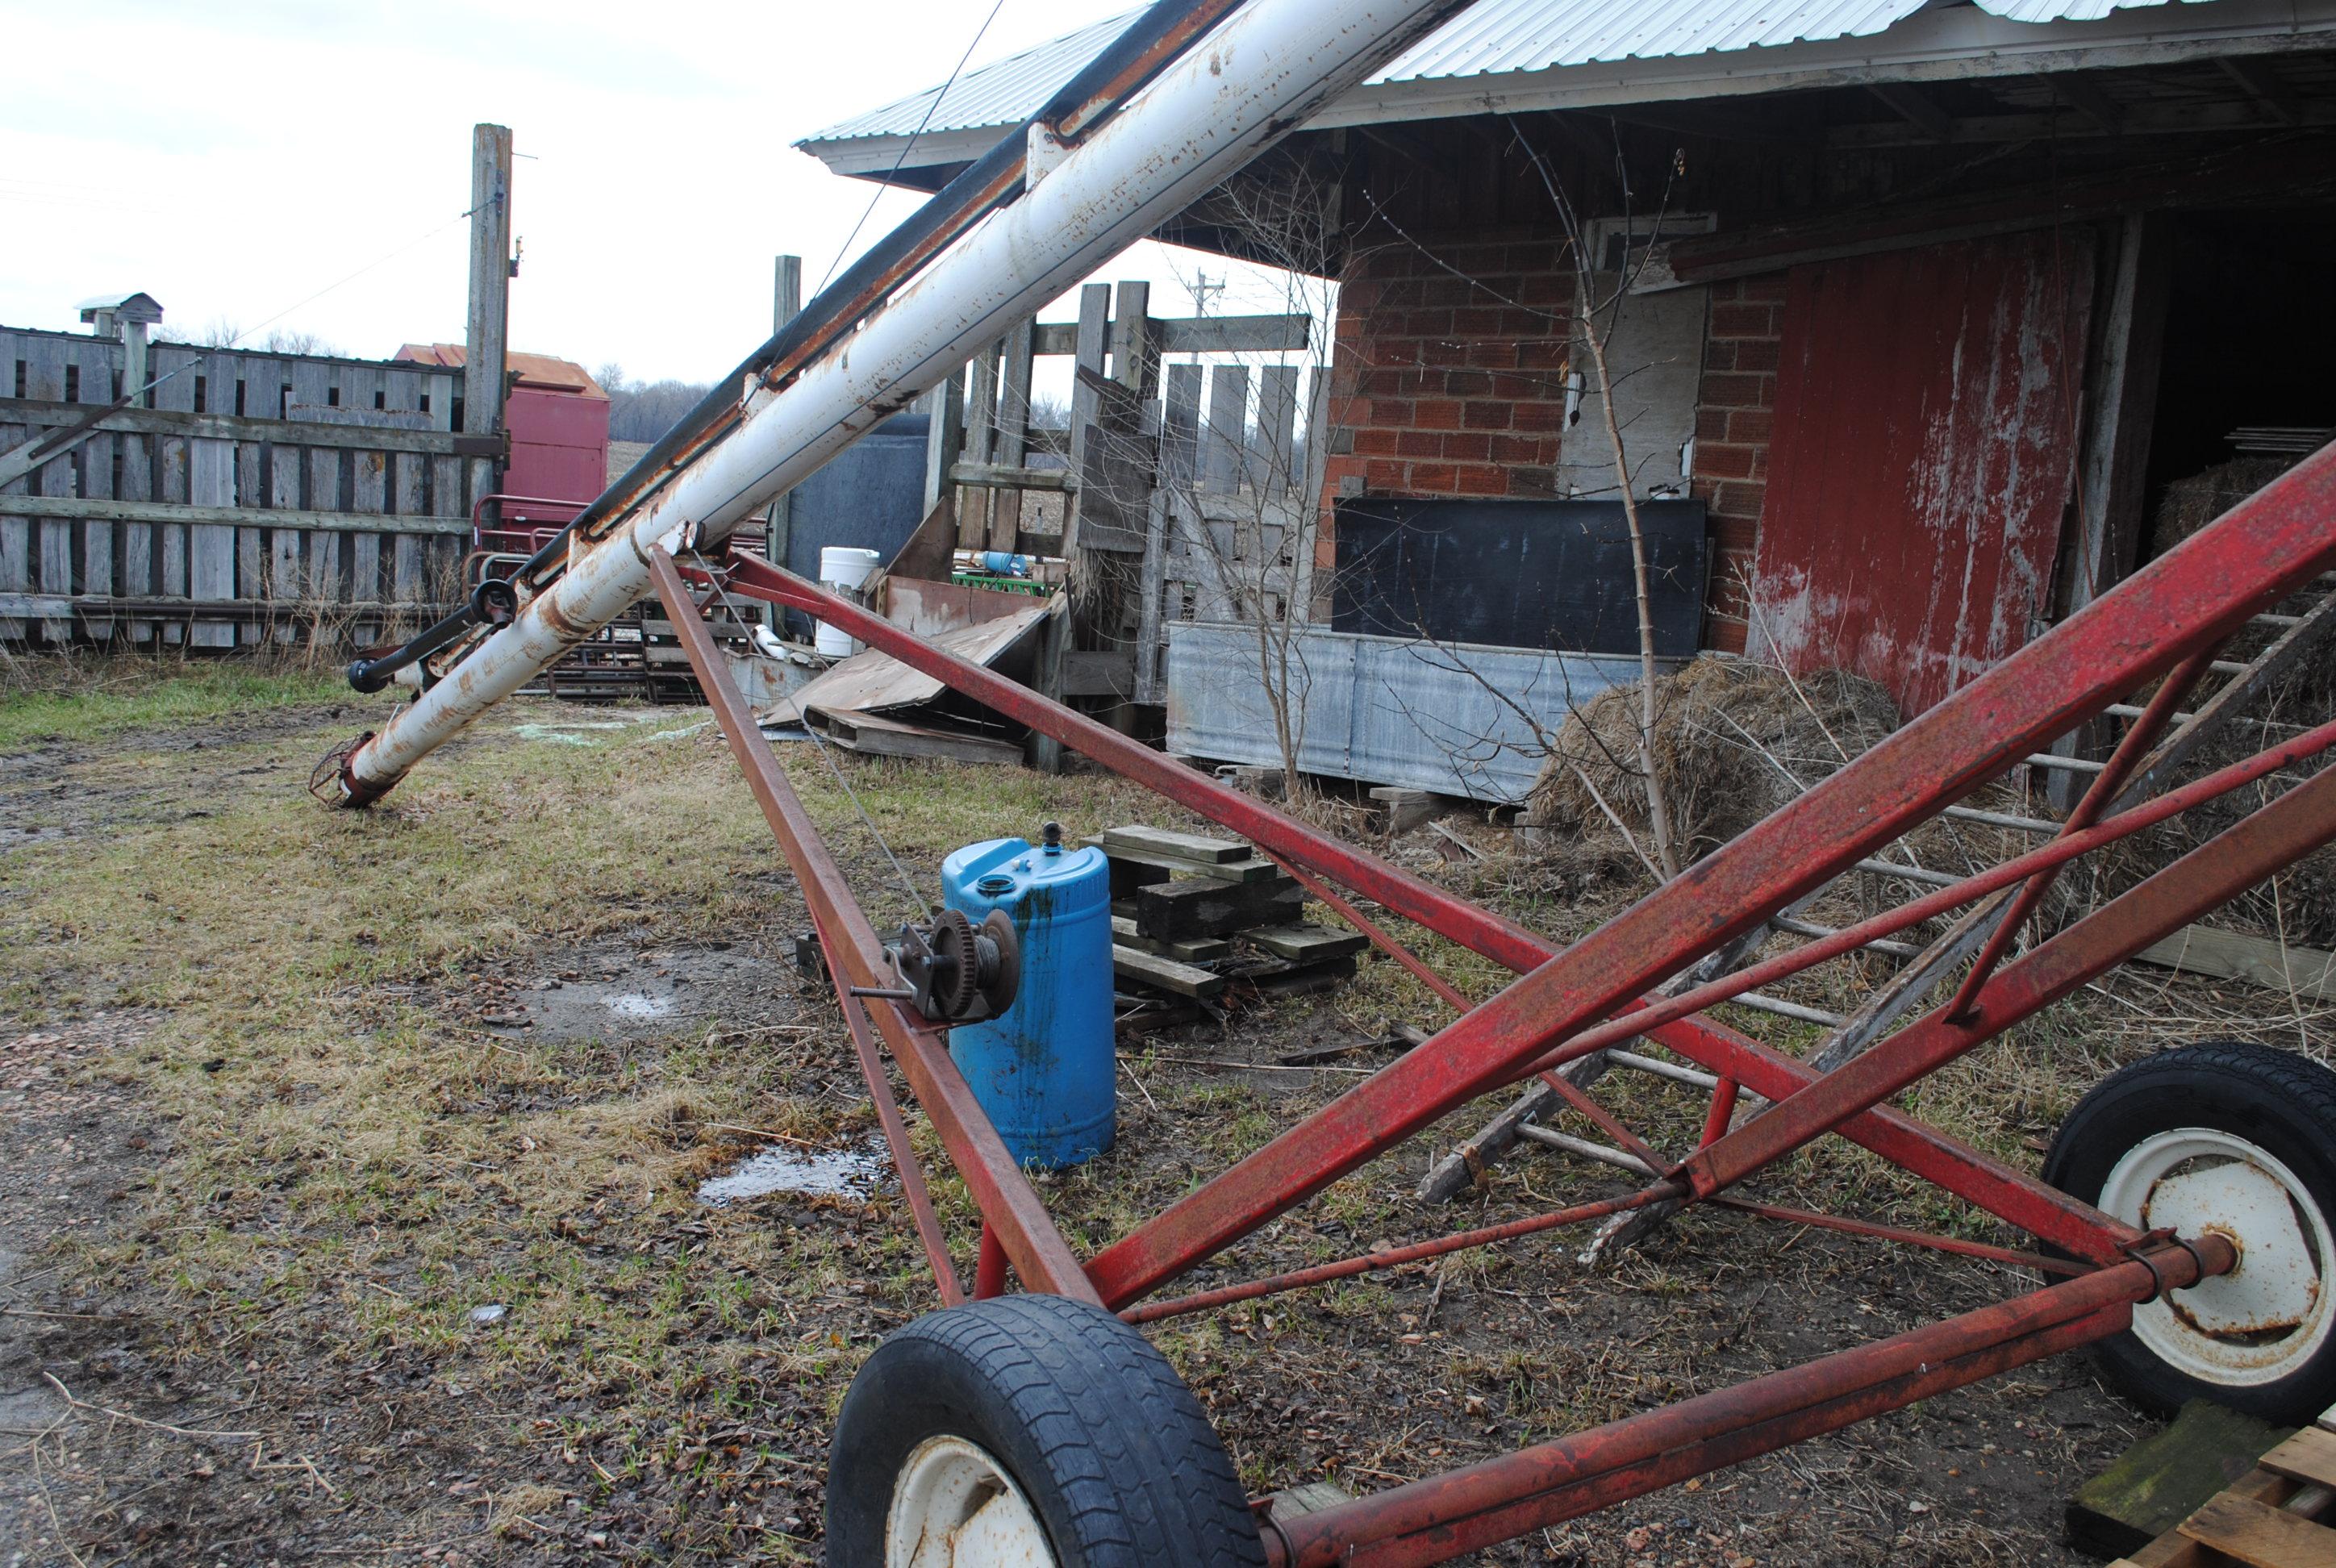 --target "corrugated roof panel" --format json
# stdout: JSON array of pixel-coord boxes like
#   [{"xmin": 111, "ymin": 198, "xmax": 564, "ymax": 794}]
[
  {"xmin": 798, "ymin": 0, "xmax": 2222, "ymax": 147},
  {"xmin": 1971, "ymin": 0, "xmax": 2209, "ymax": 22},
  {"xmin": 807, "ymin": 11, "xmax": 1131, "ymax": 144},
  {"xmin": 1366, "ymin": 0, "xmax": 1924, "ymax": 84}
]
